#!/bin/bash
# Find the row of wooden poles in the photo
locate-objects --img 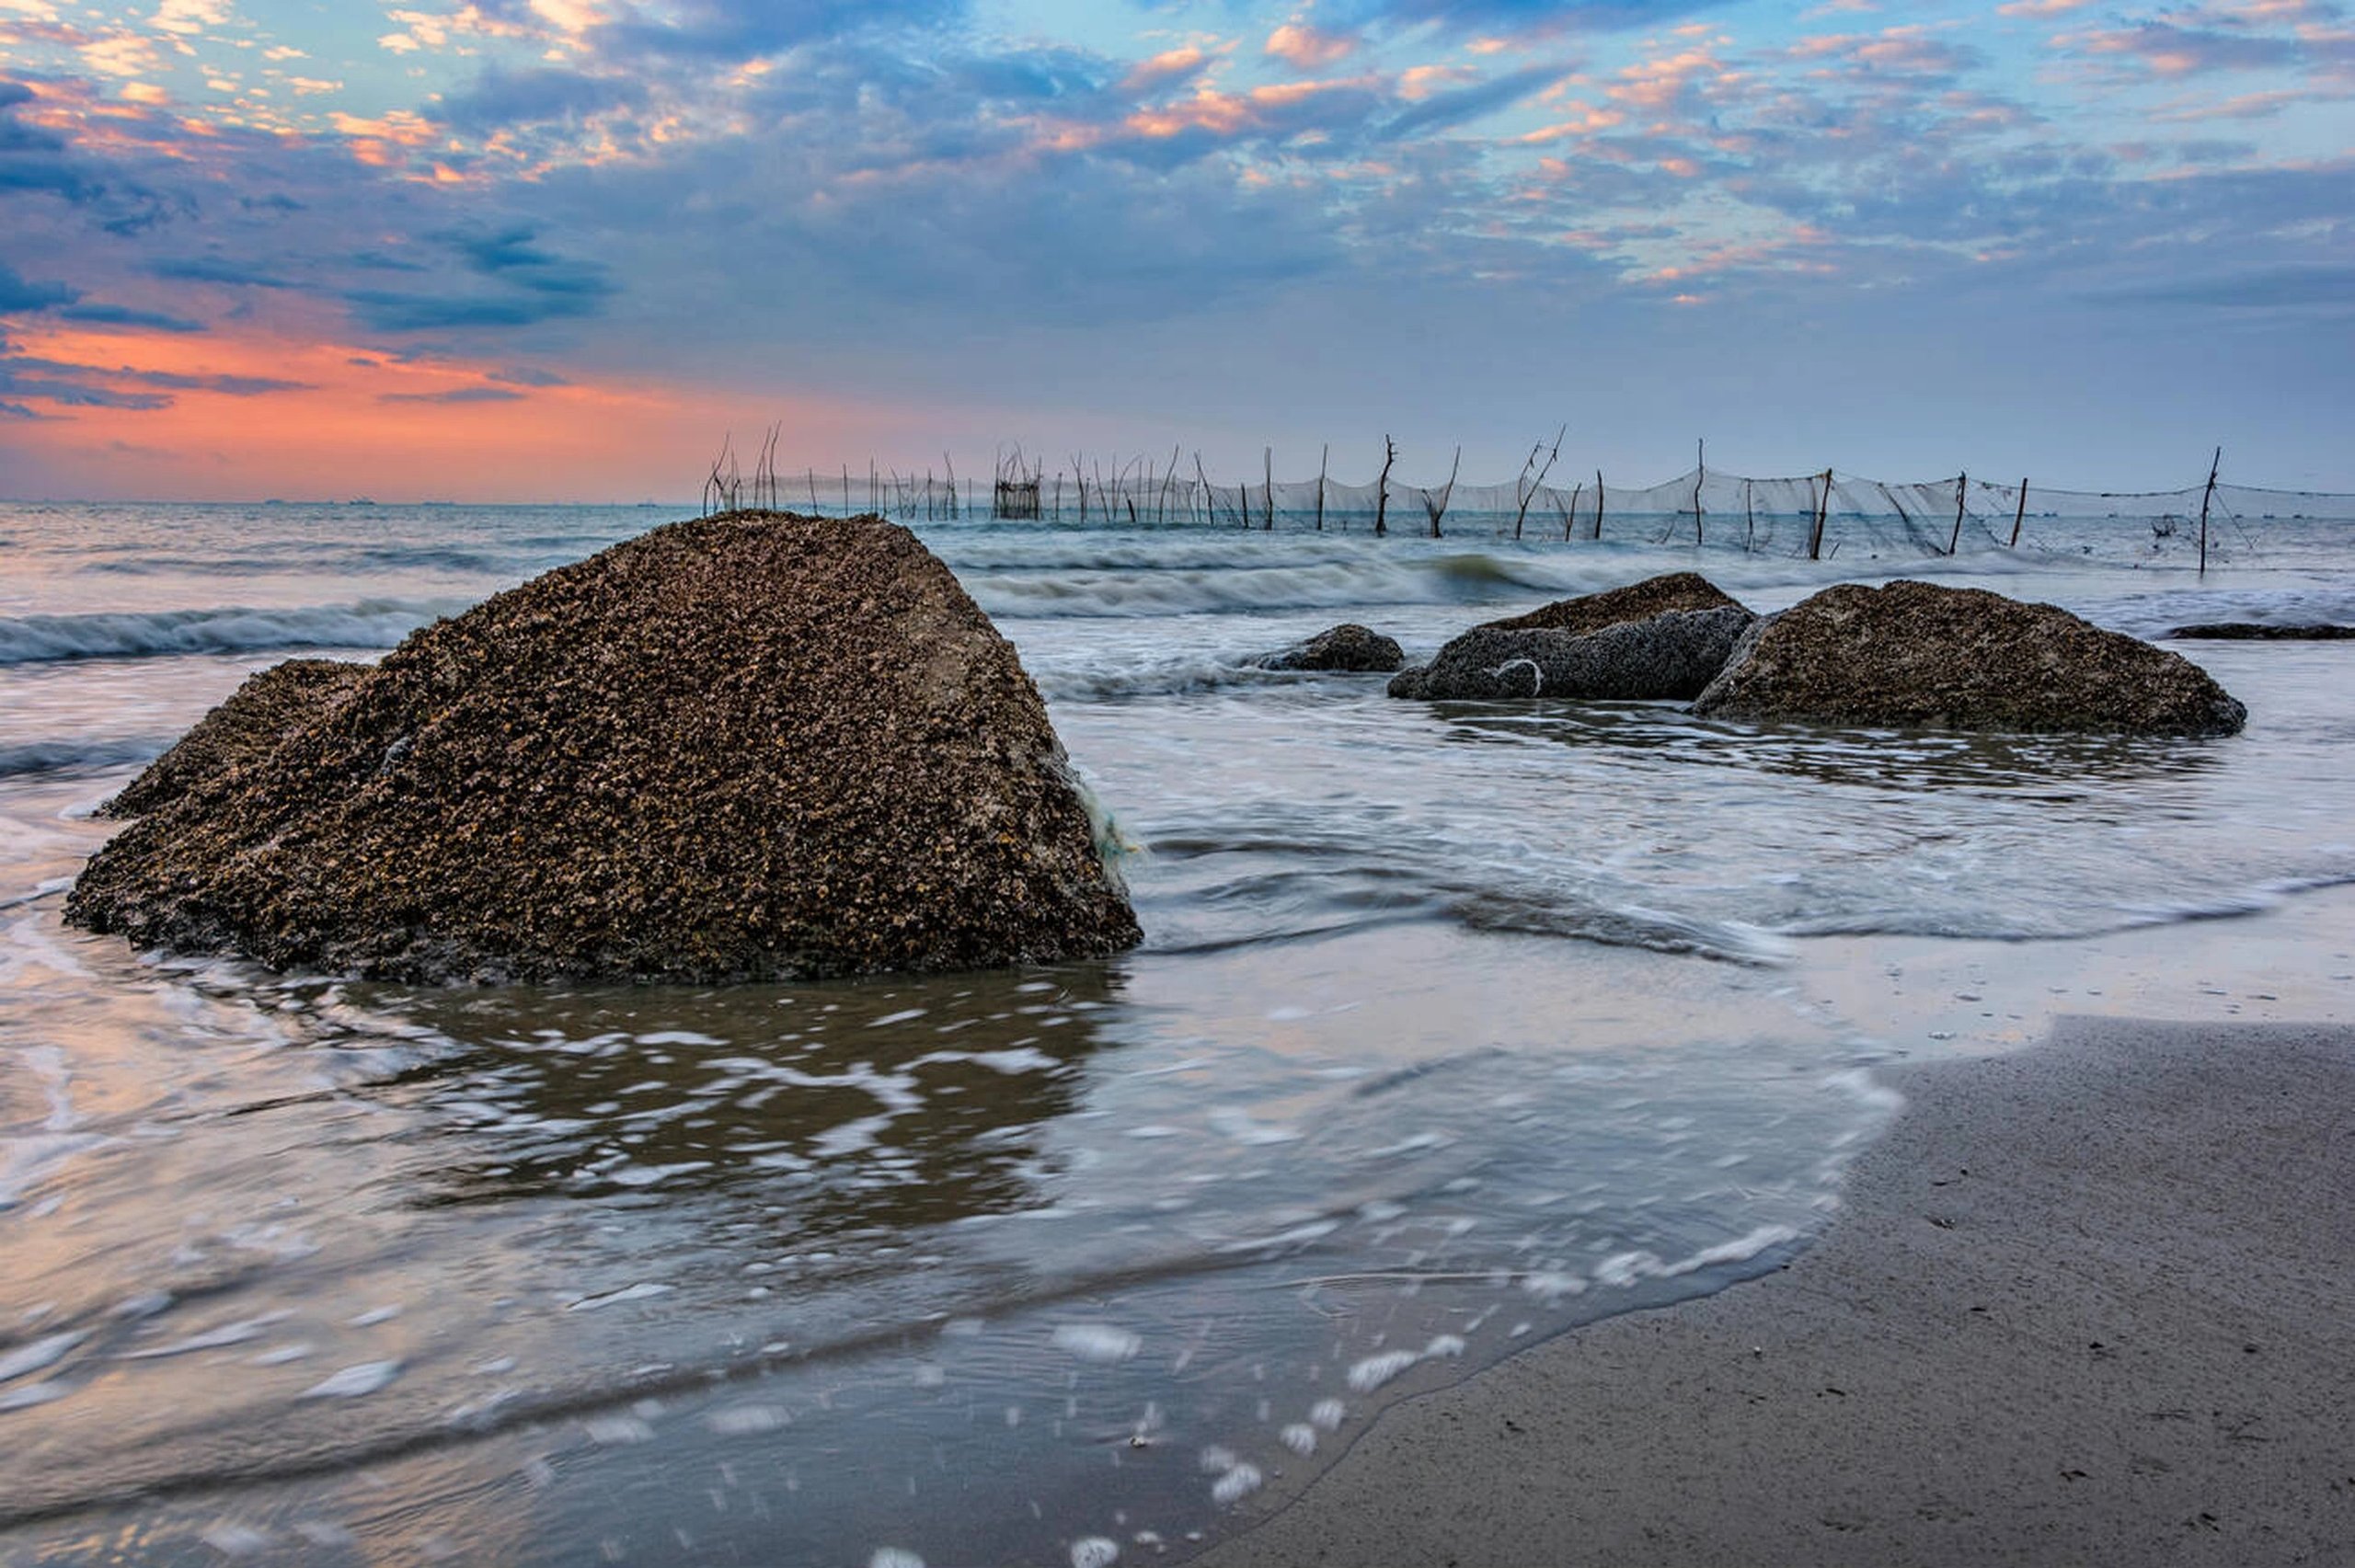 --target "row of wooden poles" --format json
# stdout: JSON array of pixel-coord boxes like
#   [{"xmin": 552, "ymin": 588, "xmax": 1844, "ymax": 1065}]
[
  {"xmin": 706, "ymin": 430, "xmax": 2233, "ymax": 577},
  {"xmin": 703, "ymin": 428, "xmax": 971, "ymax": 522}
]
